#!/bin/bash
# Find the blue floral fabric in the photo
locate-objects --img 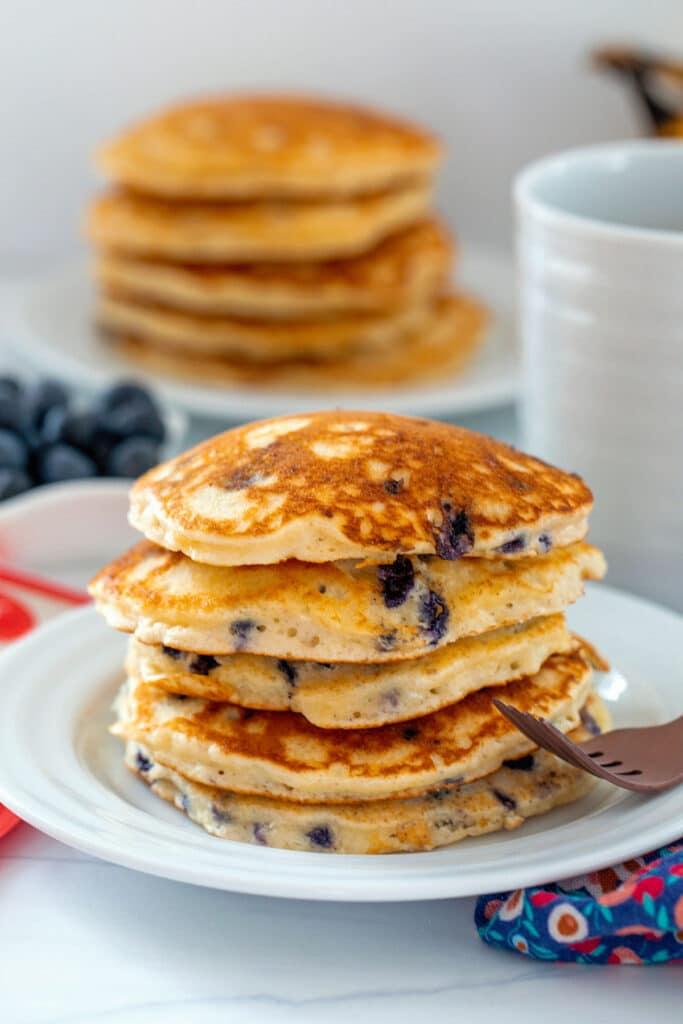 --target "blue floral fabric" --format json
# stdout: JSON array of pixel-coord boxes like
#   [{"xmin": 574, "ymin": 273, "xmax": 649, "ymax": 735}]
[{"xmin": 475, "ymin": 841, "xmax": 683, "ymax": 964}]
